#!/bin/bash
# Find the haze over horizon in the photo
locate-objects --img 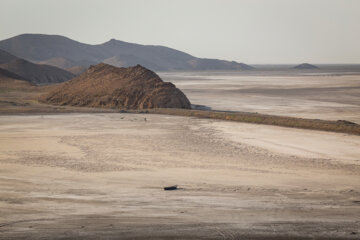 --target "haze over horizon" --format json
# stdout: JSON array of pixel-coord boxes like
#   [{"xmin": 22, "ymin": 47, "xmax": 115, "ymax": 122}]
[{"xmin": 1, "ymin": 0, "xmax": 360, "ymax": 64}]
